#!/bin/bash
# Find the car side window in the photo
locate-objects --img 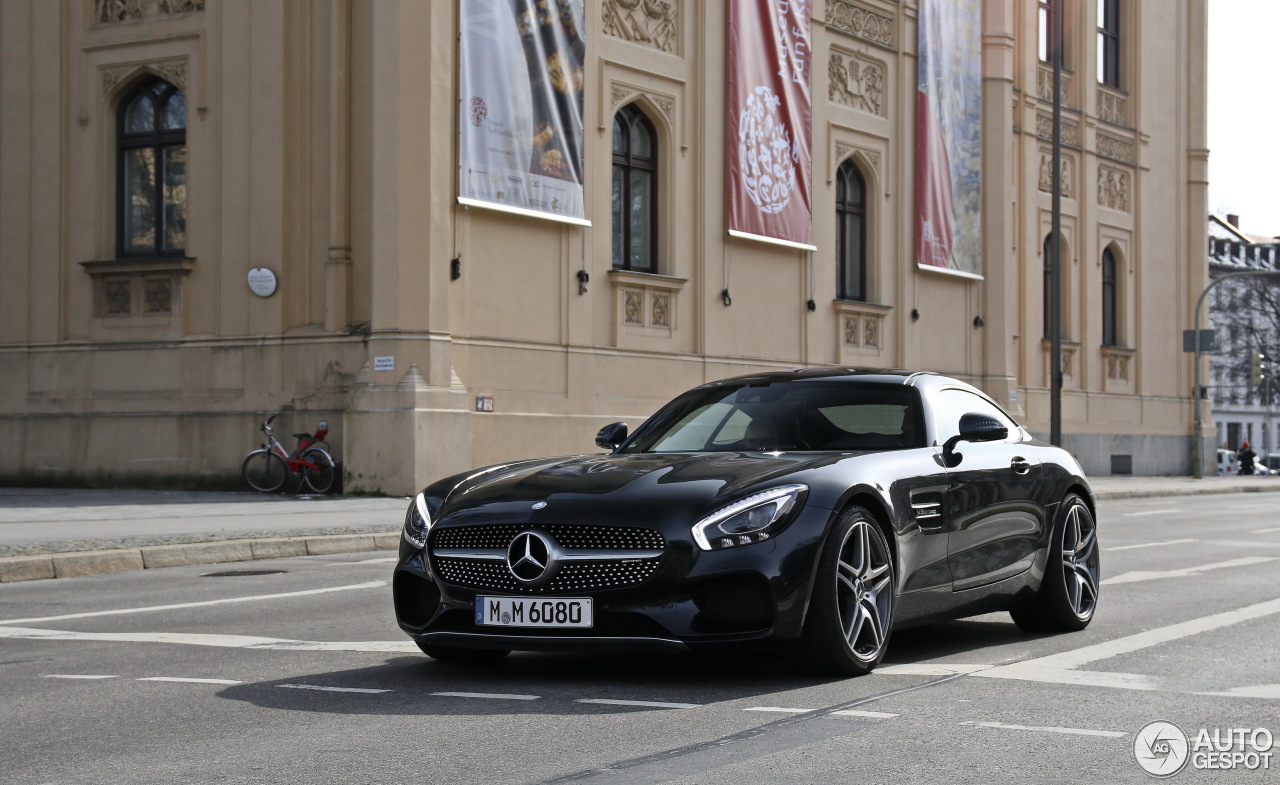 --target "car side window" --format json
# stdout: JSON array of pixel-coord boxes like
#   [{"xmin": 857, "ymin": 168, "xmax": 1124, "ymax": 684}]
[{"xmin": 933, "ymin": 389, "xmax": 1018, "ymax": 445}]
